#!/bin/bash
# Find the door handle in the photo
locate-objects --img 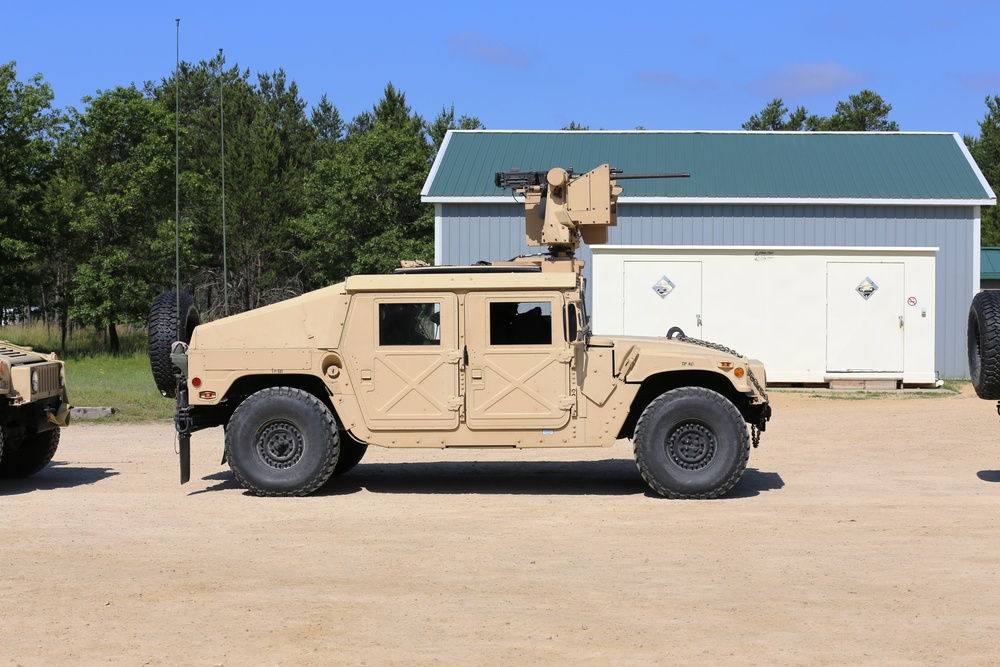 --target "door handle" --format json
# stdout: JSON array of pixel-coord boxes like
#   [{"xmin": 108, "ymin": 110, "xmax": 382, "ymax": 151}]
[
  {"xmin": 899, "ymin": 315, "xmax": 904, "ymax": 329},
  {"xmin": 696, "ymin": 313, "xmax": 702, "ymax": 327}
]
